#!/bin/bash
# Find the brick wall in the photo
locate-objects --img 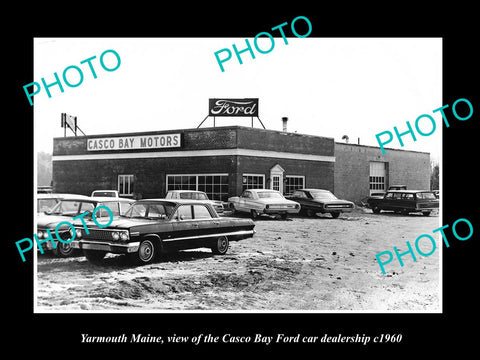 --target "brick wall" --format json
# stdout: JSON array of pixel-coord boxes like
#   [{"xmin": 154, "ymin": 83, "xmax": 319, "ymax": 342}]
[
  {"xmin": 53, "ymin": 155, "xmax": 237, "ymax": 199},
  {"xmin": 334, "ymin": 143, "xmax": 431, "ymax": 202},
  {"xmin": 235, "ymin": 156, "xmax": 334, "ymax": 196},
  {"xmin": 236, "ymin": 127, "xmax": 334, "ymax": 156}
]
